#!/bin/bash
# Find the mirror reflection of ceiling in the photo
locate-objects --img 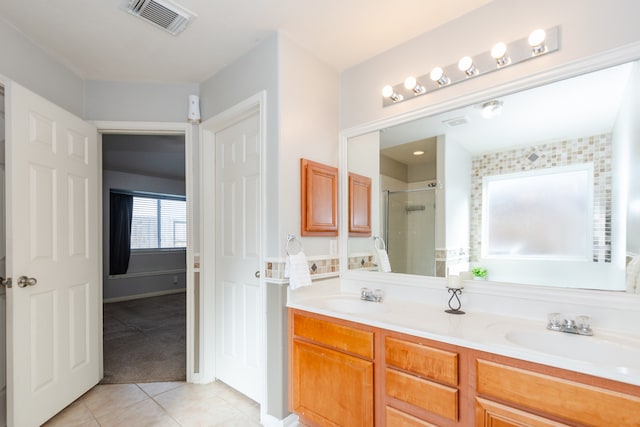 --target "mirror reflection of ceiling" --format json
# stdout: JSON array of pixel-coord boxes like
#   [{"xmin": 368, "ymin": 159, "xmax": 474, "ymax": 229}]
[{"xmin": 379, "ymin": 62, "xmax": 633, "ymax": 155}]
